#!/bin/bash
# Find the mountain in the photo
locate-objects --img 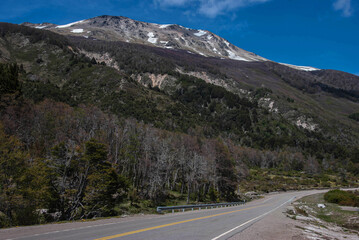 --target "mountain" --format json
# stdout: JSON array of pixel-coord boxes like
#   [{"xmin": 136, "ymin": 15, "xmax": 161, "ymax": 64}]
[
  {"xmin": 3, "ymin": 15, "xmax": 359, "ymax": 152},
  {"xmin": 23, "ymin": 15, "xmax": 266, "ymax": 62},
  {"xmin": 6, "ymin": 16, "xmax": 359, "ymax": 147},
  {"xmin": 21, "ymin": 16, "xmax": 359, "ymax": 92},
  {"xmin": 0, "ymin": 17, "xmax": 359, "ymax": 226},
  {"xmin": 23, "ymin": 15, "xmax": 328, "ymax": 73}
]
